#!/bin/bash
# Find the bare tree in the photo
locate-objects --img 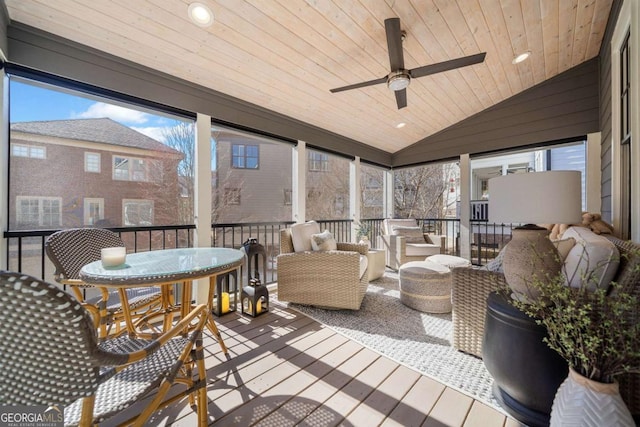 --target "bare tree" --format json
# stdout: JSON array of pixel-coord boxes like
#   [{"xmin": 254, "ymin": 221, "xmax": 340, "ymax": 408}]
[
  {"xmin": 161, "ymin": 122, "xmax": 195, "ymax": 225},
  {"xmin": 394, "ymin": 163, "xmax": 451, "ymax": 219}
]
